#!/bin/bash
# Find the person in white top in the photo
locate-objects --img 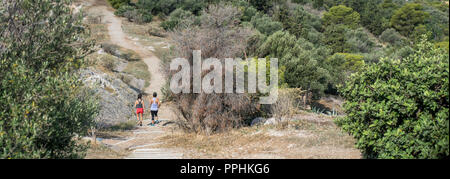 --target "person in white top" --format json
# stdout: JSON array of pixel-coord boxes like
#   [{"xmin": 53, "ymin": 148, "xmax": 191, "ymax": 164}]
[{"xmin": 148, "ymin": 92, "xmax": 161, "ymax": 126}]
